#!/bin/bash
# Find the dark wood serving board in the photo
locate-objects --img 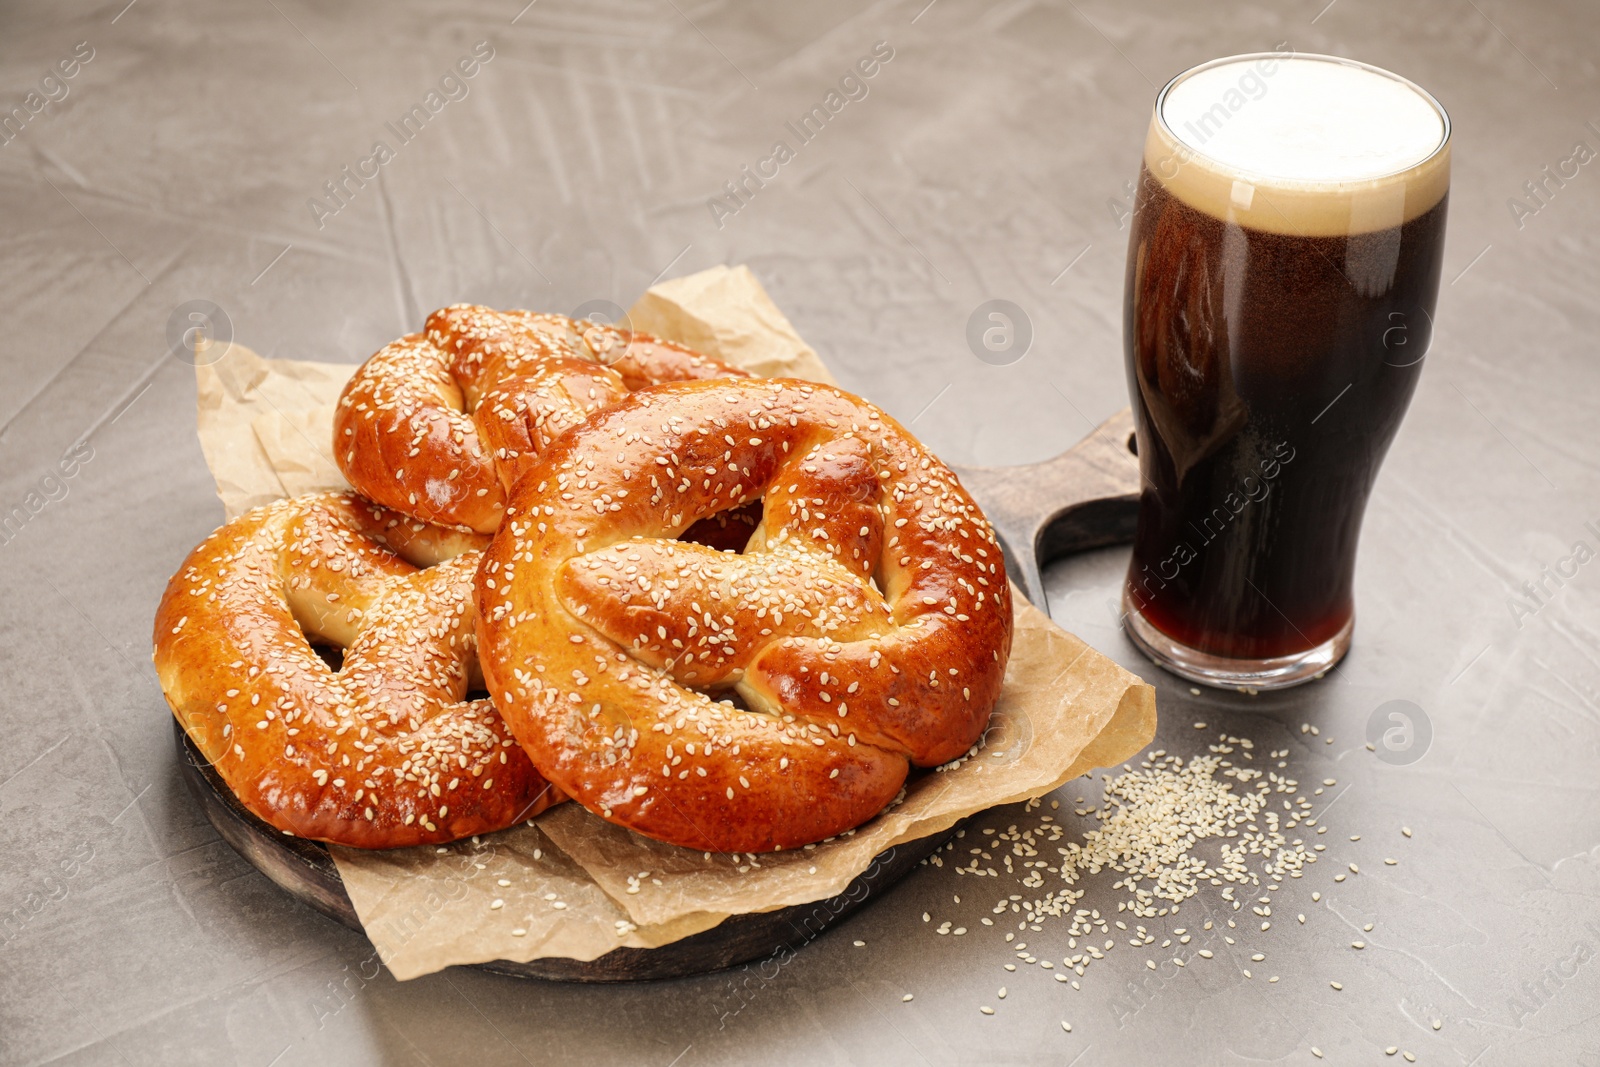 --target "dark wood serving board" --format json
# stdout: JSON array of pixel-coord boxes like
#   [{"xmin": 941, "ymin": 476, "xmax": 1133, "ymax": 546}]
[
  {"xmin": 177, "ymin": 410, "xmax": 1142, "ymax": 983},
  {"xmin": 175, "ymin": 721, "xmax": 957, "ymax": 982}
]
